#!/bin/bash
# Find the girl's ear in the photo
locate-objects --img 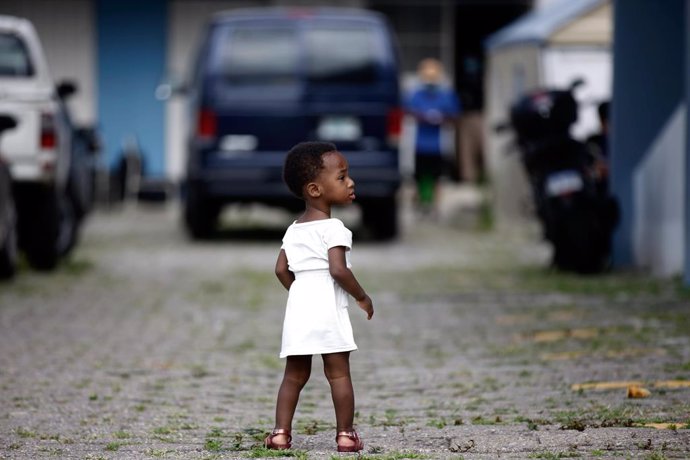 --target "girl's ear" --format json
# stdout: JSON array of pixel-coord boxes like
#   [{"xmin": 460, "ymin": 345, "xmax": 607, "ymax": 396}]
[{"xmin": 306, "ymin": 182, "xmax": 321, "ymax": 198}]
